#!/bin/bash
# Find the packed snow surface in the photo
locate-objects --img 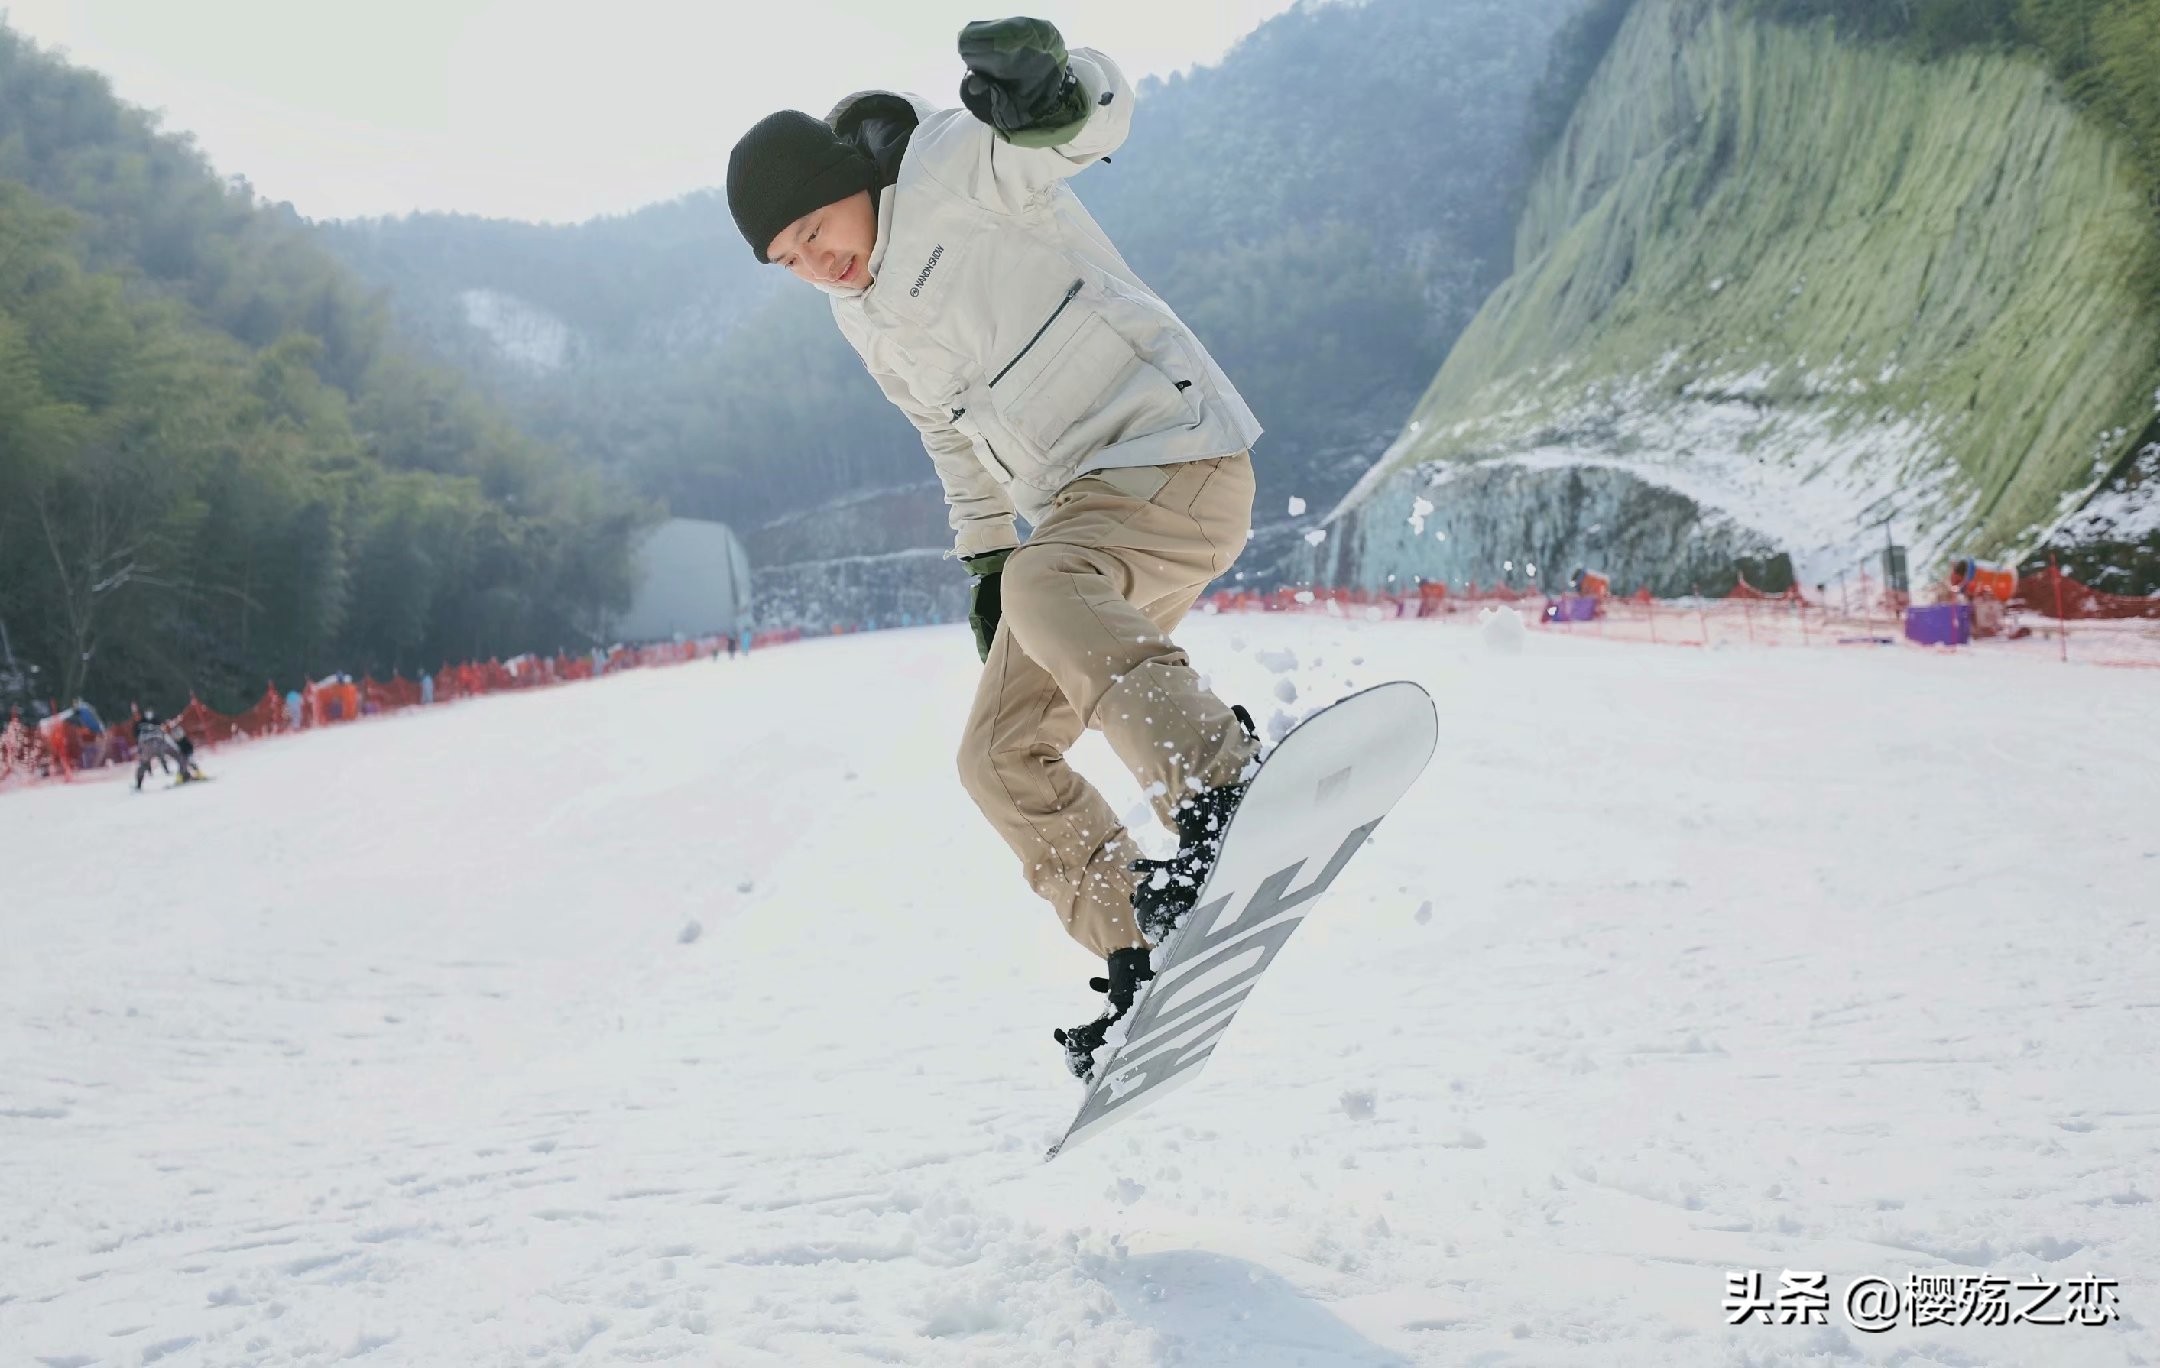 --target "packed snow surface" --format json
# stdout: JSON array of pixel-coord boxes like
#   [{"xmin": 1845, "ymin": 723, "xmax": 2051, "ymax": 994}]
[
  {"xmin": 1477, "ymin": 605, "xmax": 1529, "ymax": 654},
  {"xmin": 4, "ymin": 615, "xmax": 2156, "ymax": 1367}
]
